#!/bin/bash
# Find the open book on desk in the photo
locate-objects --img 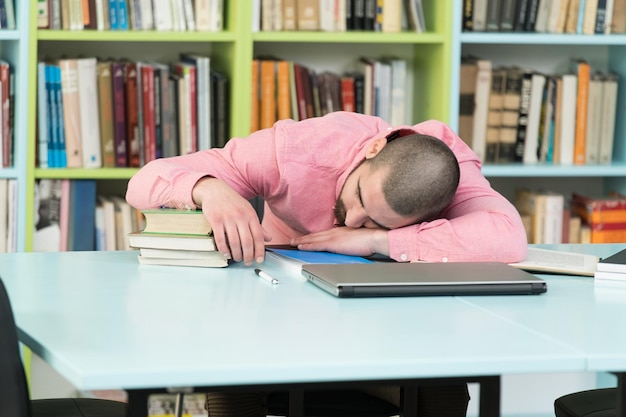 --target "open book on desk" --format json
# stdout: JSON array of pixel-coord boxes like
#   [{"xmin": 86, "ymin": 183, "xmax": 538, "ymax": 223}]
[
  {"xmin": 508, "ymin": 247, "xmax": 600, "ymax": 277},
  {"xmin": 266, "ymin": 245, "xmax": 599, "ymax": 278}
]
